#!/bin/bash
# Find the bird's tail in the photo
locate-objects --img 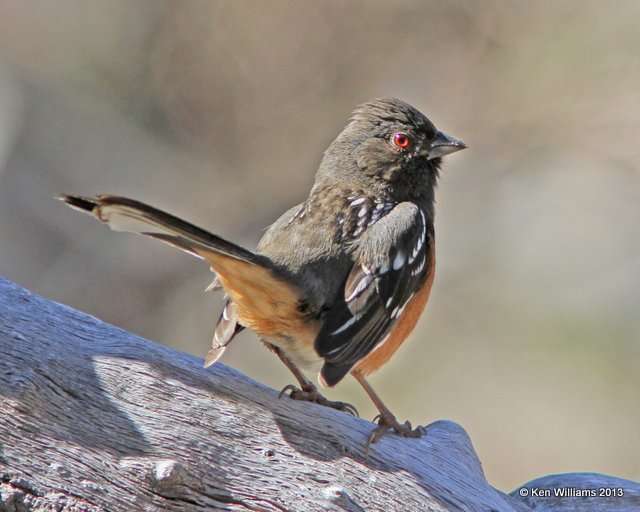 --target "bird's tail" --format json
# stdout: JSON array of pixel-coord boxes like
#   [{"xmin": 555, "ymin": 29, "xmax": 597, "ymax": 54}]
[
  {"xmin": 58, "ymin": 194, "xmax": 304, "ymax": 364},
  {"xmin": 58, "ymin": 195, "xmax": 263, "ymax": 264}
]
